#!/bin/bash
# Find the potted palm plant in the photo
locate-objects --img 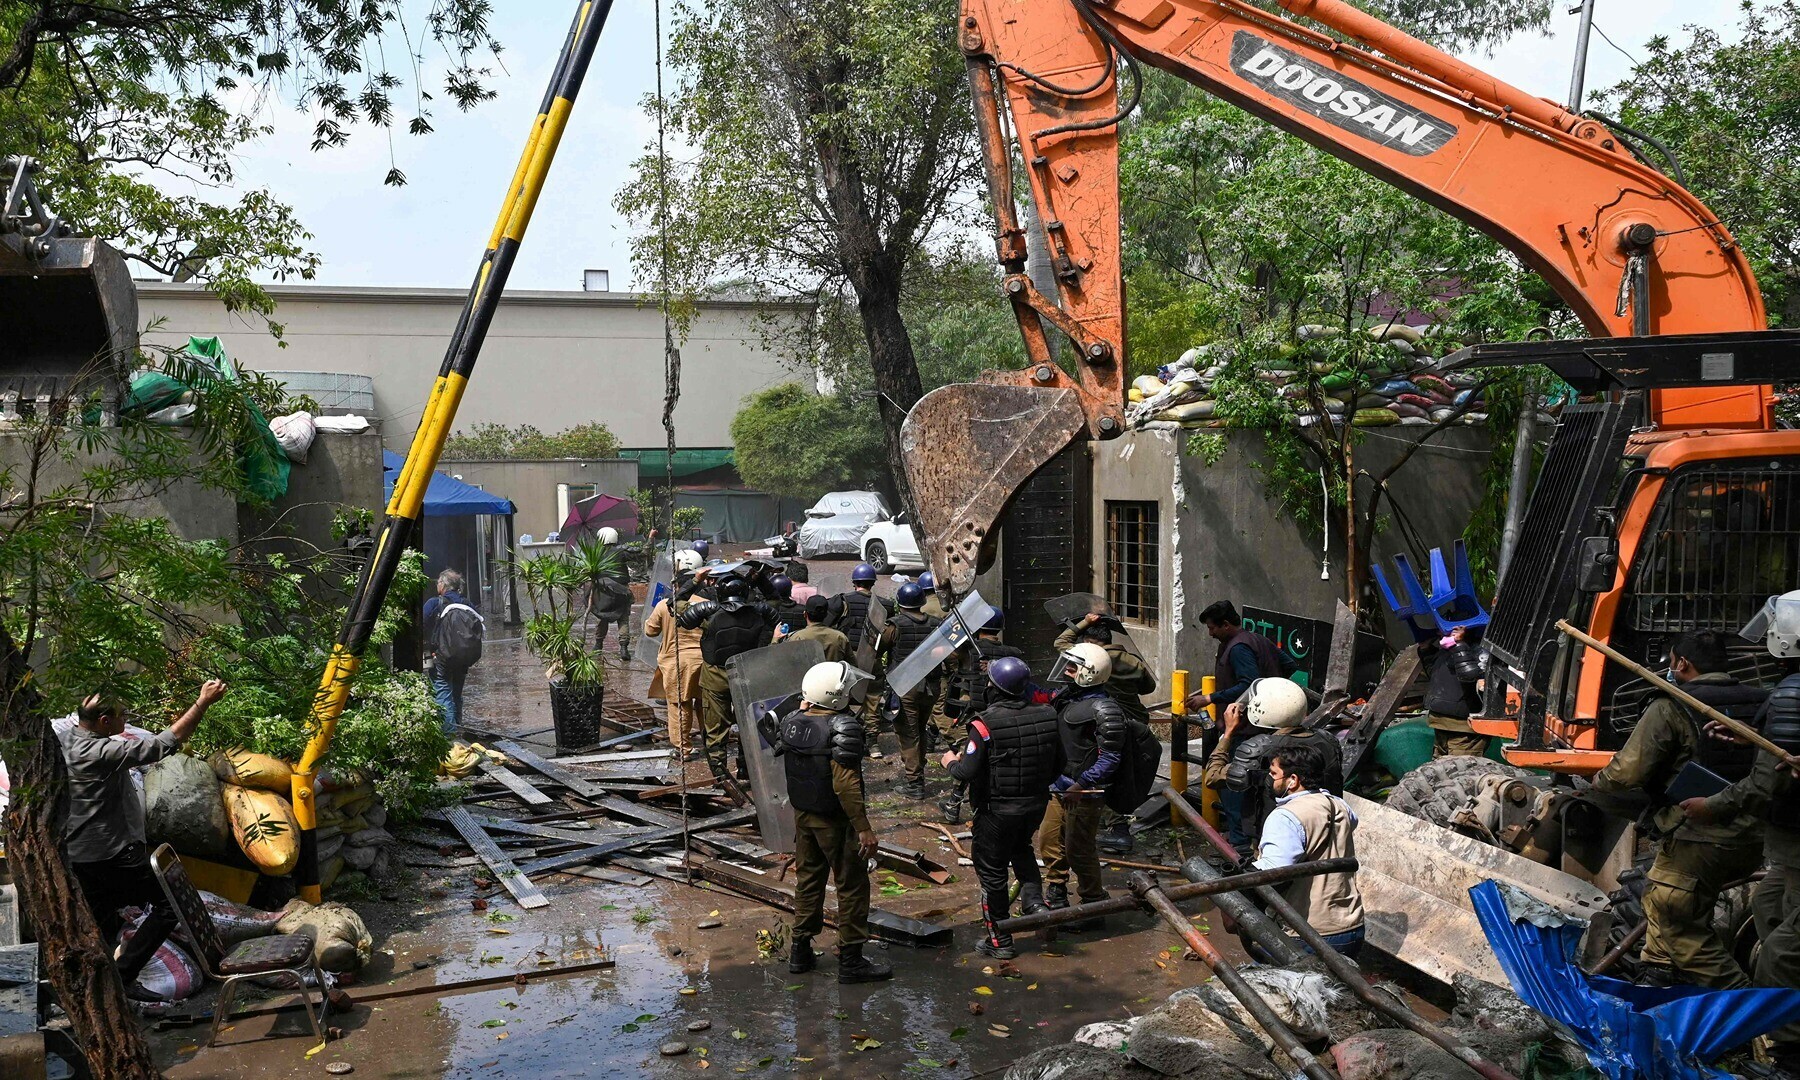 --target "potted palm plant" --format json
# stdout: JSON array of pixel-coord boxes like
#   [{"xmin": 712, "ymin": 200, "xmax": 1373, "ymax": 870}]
[{"xmin": 514, "ymin": 537, "xmax": 622, "ymax": 751}]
